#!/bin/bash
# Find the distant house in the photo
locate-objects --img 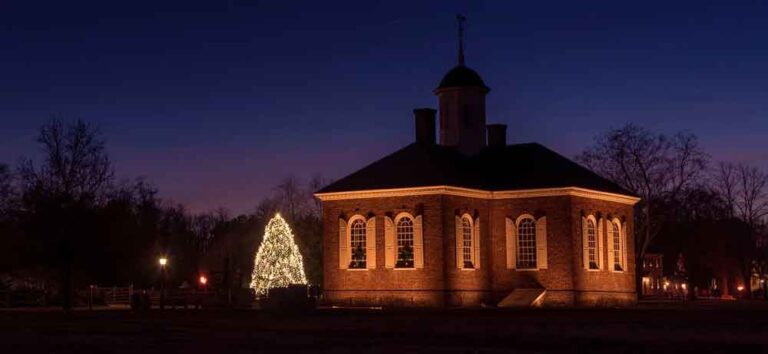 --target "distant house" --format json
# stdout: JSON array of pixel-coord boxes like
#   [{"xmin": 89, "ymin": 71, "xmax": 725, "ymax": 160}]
[
  {"xmin": 642, "ymin": 253, "xmax": 664, "ymax": 296},
  {"xmin": 315, "ymin": 42, "xmax": 639, "ymax": 307}
]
